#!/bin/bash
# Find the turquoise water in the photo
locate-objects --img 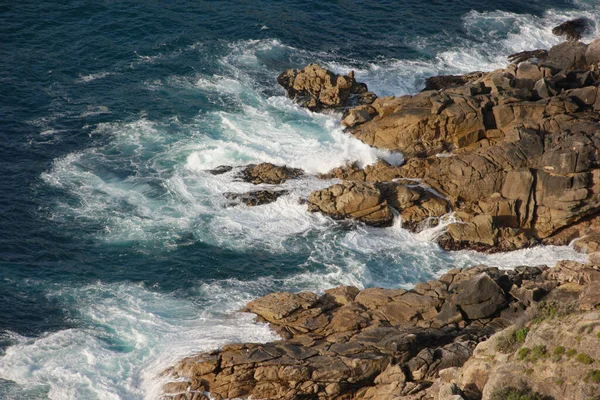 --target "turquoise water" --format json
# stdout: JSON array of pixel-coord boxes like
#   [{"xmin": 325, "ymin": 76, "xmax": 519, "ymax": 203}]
[{"xmin": 1, "ymin": 1, "xmax": 598, "ymax": 398}]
